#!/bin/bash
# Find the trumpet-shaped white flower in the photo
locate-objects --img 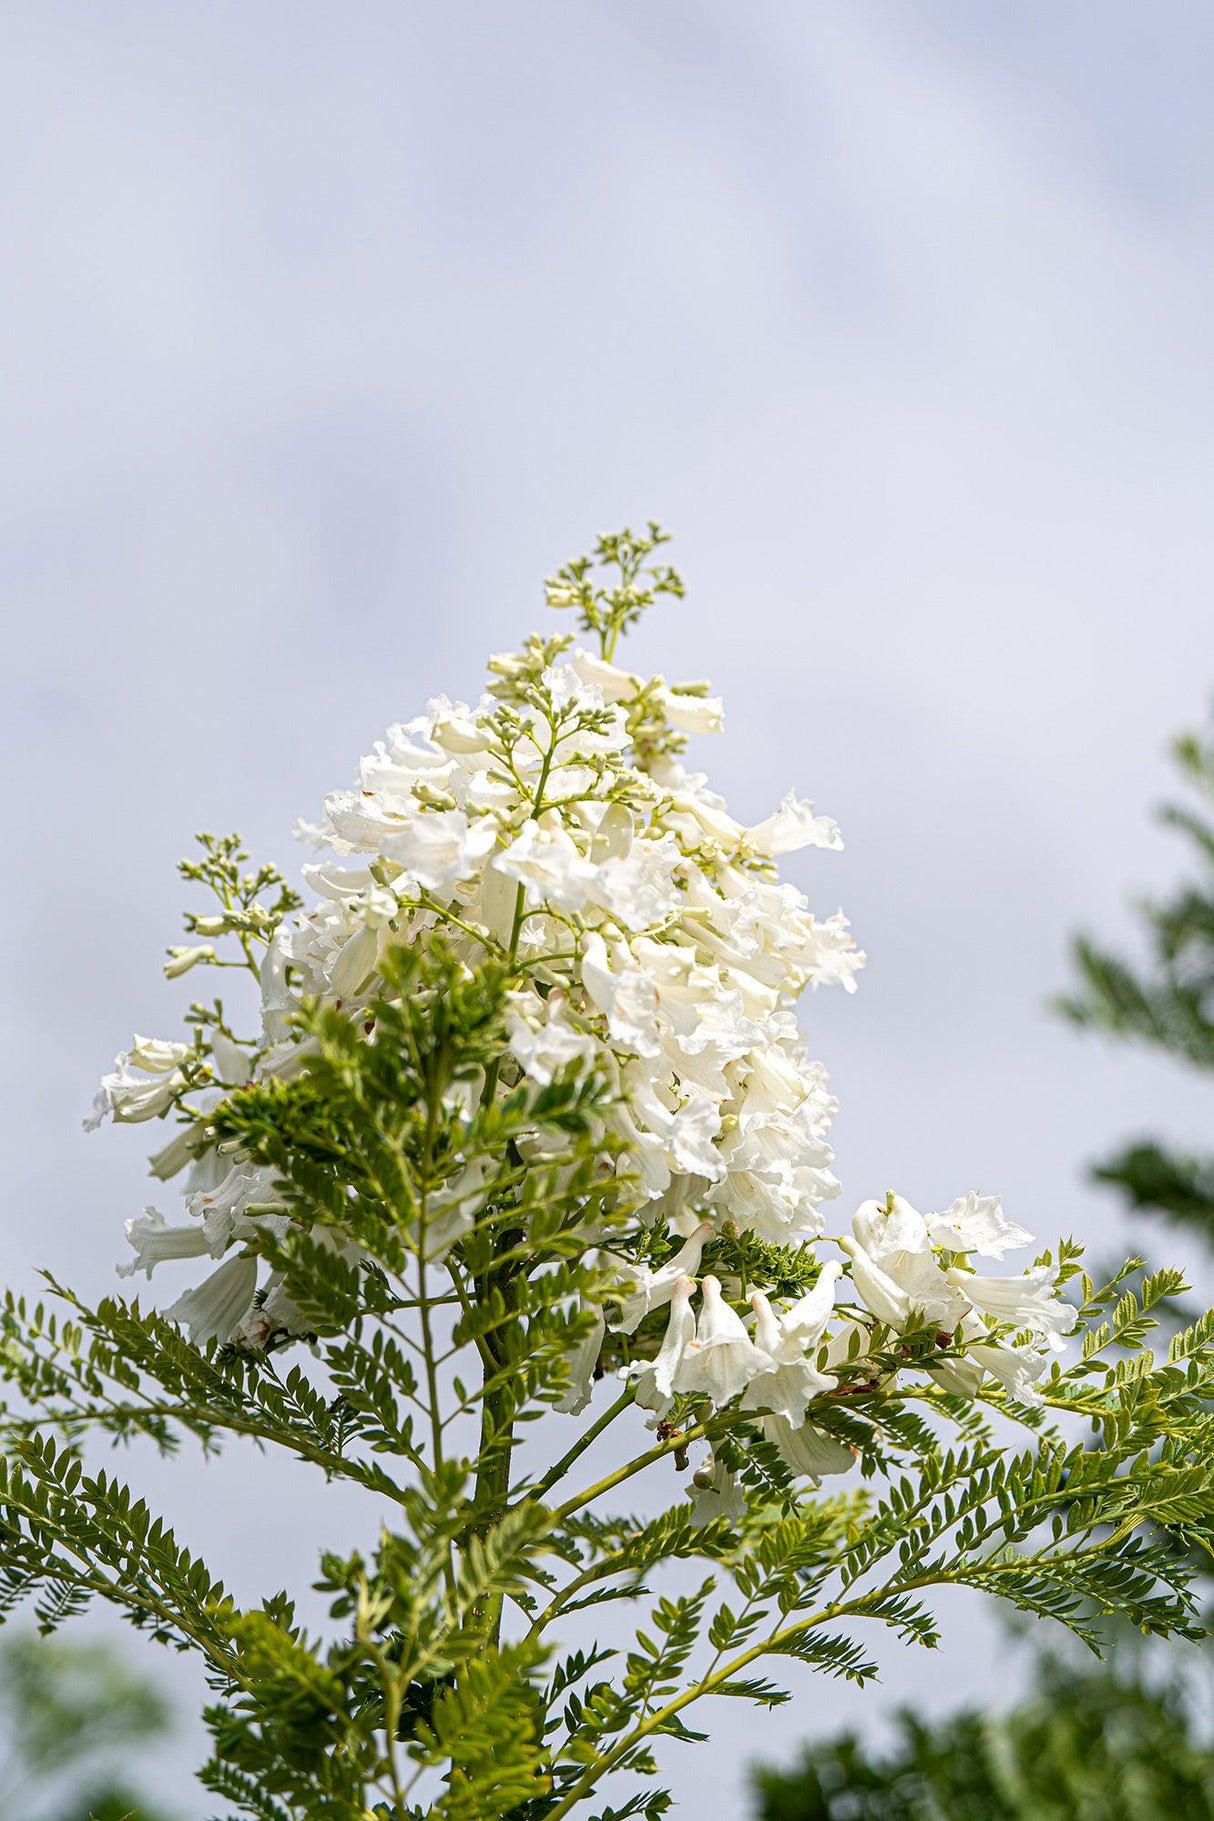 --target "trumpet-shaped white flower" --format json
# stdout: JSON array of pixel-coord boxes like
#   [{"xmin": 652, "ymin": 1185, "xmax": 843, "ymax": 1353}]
[
  {"xmin": 950, "ymin": 1264, "xmax": 1077, "ymax": 1352},
  {"xmin": 747, "ymin": 791, "xmax": 842, "ymax": 857},
  {"xmin": 836, "ymin": 1241, "xmax": 918, "ymax": 1329},
  {"xmin": 841, "ymin": 1196, "xmax": 971, "ymax": 1332},
  {"xmin": 926, "ymin": 1311, "xmax": 1047, "ymax": 1402},
  {"xmin": 428, "ymin": 694, "xmax": 494, "ymax": 755},
  {"xmin": 624, "ymin": 1070, "xmax": 724, "ymax": 1185},
  {"xmin": 658, "ymin": 764, "xmax": 746, "ymax": 849},
  {"xmin": 580, "ymin": 932, "xmax": 661, "ymax": 1060},
  {"xmin": 628, "ymin": 1275, "xmax": 697, "ymax": 1420},
  {"xmin": 588, "ymin": 835, "xmax": 680, "ymax": 931},
  {"xmin": 128, "ymin": 1035, "xmax": 191, "ymax": 1074},
  {"xmin": 655, "ymin": 686, "xmax": 724, "ymax": 735},
  {"xmin": 568, "ymin": 647, "xmax": 640, "ymax": 703},
  {"xmin": 780, "ymin": 1260, "xmax": 845, "ymax": 1347},
  {"xmin": 926, "ymin": 1192, "xmax": 1032, "ymax": 1259},
  {"xmin": 966, "ymin": 1338, "xmax": 1049, "ymax": 1404},
  {"xmin": 611, "ymin": 1222, "xmax": 716, "ymax": 1334},
  {"xmin": 165, "ymin": 1253, "xmax": 258, "ymax": 1344},
  {"xmin": 496, "ymin": 818, "xmax": 597, "ymax": 912},
  {"xmin": 799, "ymin": 909, "xmax": 865, "ymax": 994},
  {"xmin": 85, "ymin": 1057, "xmax": 186, "ymax": 1131},
  {"xmin": 188, "ymin": 1164, "xmax": 284, "ymax": 1256},
  {"xmin": 672, "ymin": 1276, "xmax": 772, "ymax": 1405},
  {"xmin": 762, "ymin": 1413, "xmax": 855, "ymax": 1479},
  {"xmin": 741, "ymin": 1288, "xmax": 837, "ymax": 1426},
  {"xmin": 118, "ymin": 1208, "xmax": 211, "ymax": 1279},
  {"xmin": 164, "ymin": 943, "xmax": 215, "ymax": 979}
]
